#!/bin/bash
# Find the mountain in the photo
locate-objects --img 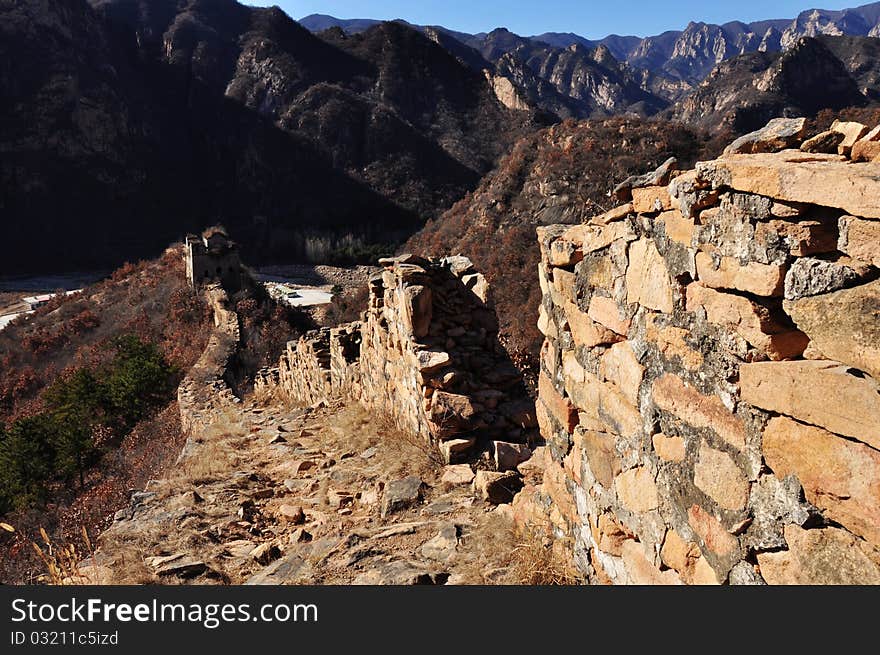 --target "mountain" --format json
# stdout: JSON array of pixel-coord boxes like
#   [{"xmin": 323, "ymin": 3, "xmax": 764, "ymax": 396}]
[
  {"xmin": 302, "ymin": 2, "xmax": 880, "ymax": 95},
  {"xmin": 669, "ymin": 36, "xmax": 870, "ymax": 131},
  {"xmin": 0, "ymin": 0, "xmax": 531, "ymax": 274}
]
